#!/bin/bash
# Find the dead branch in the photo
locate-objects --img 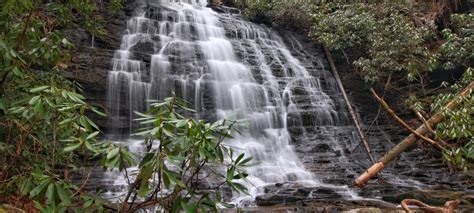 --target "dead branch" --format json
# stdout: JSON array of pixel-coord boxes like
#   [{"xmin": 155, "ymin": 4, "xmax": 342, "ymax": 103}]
[
  {"xmin": 370, "ymin": 88, "xmax": 447, "ymax": 151},
  {"xmin": 401, "ymin": 199, "xmax": 460, "ymax": 213}
]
